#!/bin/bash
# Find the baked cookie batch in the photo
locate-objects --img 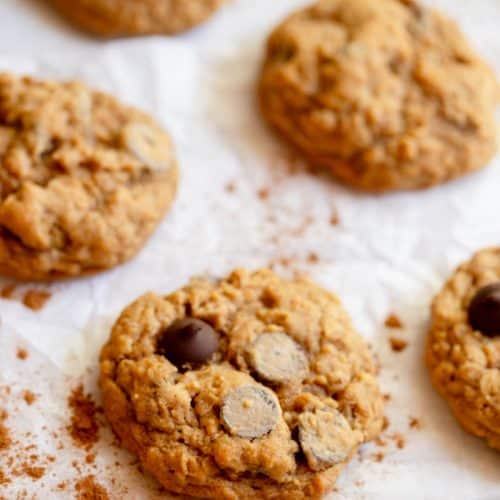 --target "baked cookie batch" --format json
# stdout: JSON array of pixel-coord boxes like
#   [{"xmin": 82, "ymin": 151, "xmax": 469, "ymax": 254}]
[{"xmin": 0, "ymin": 0, "xmax": 498, "ymax": 498}]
